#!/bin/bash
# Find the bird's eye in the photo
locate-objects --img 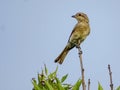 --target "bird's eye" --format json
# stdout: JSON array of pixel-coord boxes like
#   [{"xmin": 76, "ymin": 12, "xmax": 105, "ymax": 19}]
[{"xmin": 78, "ymin": 14, "xmax": 81, "ymax": 16}]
